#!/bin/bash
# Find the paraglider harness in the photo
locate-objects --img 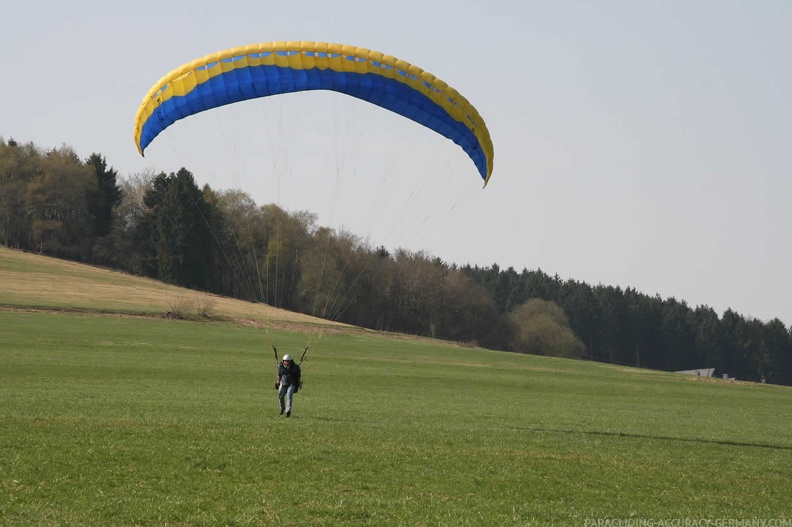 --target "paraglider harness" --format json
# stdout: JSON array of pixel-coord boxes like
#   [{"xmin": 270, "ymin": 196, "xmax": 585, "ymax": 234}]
[{"xmin": 272, "ymin": 343, "xmax": 309, "ymax": 393}]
